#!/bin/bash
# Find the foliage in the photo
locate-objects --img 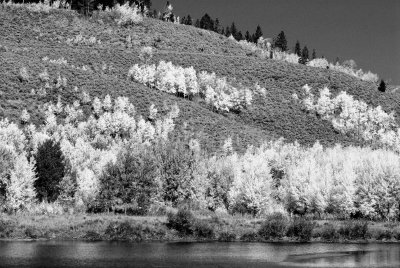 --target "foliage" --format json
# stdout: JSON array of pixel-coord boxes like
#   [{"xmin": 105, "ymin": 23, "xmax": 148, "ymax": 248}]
[
  {"xmin": 338, "ymin": 221, "xmax": 368, "ymax": 240},
  {"xmin": 258, "ymin": 212, "xmax": 289, "ymax": 239},
  {"xmin": 287, "ymin": 217, "xmax": 315, "ymax": 241},
  {"xmin": 128, "ymin": 60, "xmax": 253, "ymax": 113},
  {"xmin": 193, "ymin": 220, "xmax": 215, "ymax": 239},
  {"xmin": 218, "ymin": 230, "xmax": 236, "ymax": 241},
  {"xmin": 108, "ymin": 3, "xmax": 143, "ymax": 26},
  {"xmin": 97, "ymin": 146, "xmax": 160, "ymax": 215},
  {"xmin": 34, "ymin": 140, "xmax": 65, "ymax": 203},
  {"xmin": 166, "ymin": 208, "xmax": 195, "ymax": 235}
]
